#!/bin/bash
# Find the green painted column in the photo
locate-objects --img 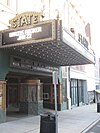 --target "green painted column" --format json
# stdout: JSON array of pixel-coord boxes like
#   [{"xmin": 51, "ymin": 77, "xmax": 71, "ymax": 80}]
[
  {"xmin": 0, "ymin": 50, "xmax": 9, "ymax": 123},
  {"xmin": 0, "ymin": 50, "xmax": 9, "ymax": 80}
]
